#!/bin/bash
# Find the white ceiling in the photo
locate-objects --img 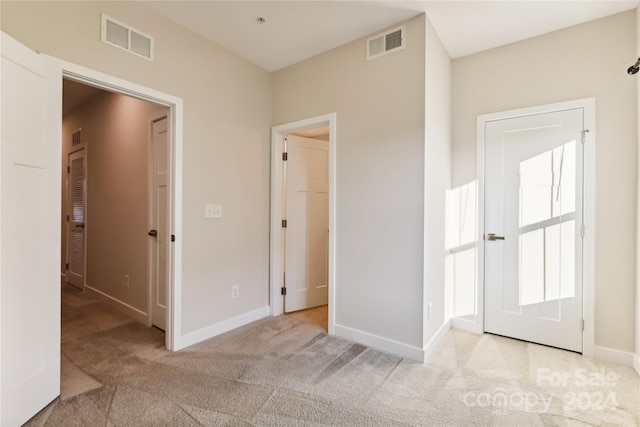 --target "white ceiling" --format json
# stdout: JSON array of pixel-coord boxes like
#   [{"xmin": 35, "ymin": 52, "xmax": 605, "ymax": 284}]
[{"xmin": 141, "ymin": 1, "xmax": 638, "ymax": 72}]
